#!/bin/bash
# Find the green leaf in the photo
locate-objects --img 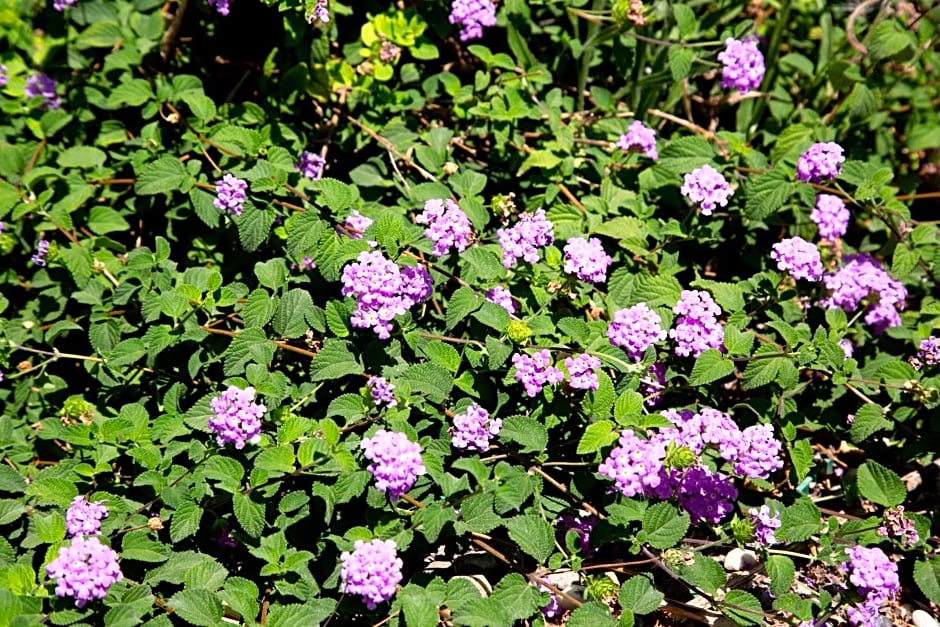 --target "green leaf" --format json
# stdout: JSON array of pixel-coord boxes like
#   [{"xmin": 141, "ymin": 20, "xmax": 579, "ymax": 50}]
[
  {"xmin": 274, "ymin": 289, "xmax": 315, "ymax": 339},
  {"xmin": 857, "ymin": 460, "xmax": 905, "ymax": 507},
  {"xmin": 517, "ymin": 150, "xmax": 562, "ymax": 176},
  {"xmin": 400, "ymin": 584, "xmax": 440, "ymax": 627},
  {"xmin": 446, "ymin": 287, "xmax": 483, "ymax": 330},
  {"xmin": 778, "ymin": 497, "xmax": 821, "ymax": 542},
  {"xmin": 744, "ymin": 170, "xmax": 796, "ymax": 221},
  {"xmin": 499, "ymin": 415, "xmax": 548, "ymax": 454},
  {"xmin": 401, "ymin": 363, "xmax": 453, "ymax": 403},
  {"xmin": 667, "ymin": 46, "xmax": 694, "ymax": 81},
  {"xmin": 770, "ymin": 124, "xmax": 813, "ymax": 164},
  {"xmin": 505, "ymin": 515, "xmax": 554, "ymax": 563},
  {"xmin": 232, "ymin": 493, "xmax": 265, "ymax": 538},
  {"xmin": 741, "ymin": 345, "xmax": 798, "ymax": 390},
  {"xmin": 202, "ymin": 456, "xmax": 245, "ymax": 493},
  {"xmin": 220, "ymin": 578, "xmax": 259, "ymax": 624},
  {"xmin": 689, "ymin": 349, "xmax": 735, "ymax": 385},
  {"xmin": 77, "ymin": 21, "xmax": 122, "ymax": 49},
  {"xmin": 59, "ymin": 146, "xmax": 107, "ymax": 169},
  {"xmin": 455, "ymin": 494, "xmax": 502, "ymax": 534},
  {"xmin": 766, "ymin": 555, "xmax": 795, "ymax": 598},
  {"xmin": 677, "ymin": 553, "xmax": 727, "ymax": 594},
  {"xmin": 135, "ymin": 157, "xmax": 191, "ymax": 196},
  {"xmin": 167, "ymin": 589, "xmax": 223, "ymax": 627},
  {"xmin": 311, "ymin": 177, "xmax": 356, "ymax": 212},
  {"xmin": 237, "ymin": 204, "xmax": 274, "ymax": 252},
  {"xmin": 566, "ymin": 601, "xmax": 617, "ymax": 627},
  {"xmin": 868, "ymin": 20, "xmax": 914, "ymax": 61},
  {"xmin": 577, "ymin": 420, "xmax": 618, "ymax": 455},
  {"xmin": 310, "ymin": 339, "xmax": 363, "ymax": 382},
  {"xmin": 170, "ymin": 500, "xmax": 203, "ymax": 543},
  {"xmin": 420, "ymin": 340, "xmax": 461, "ymax": 373},
  {"xmin": 914, "ymin": 558, "xmax": 940, "ymax": 605},
  {"xmin": 641, "ymin": 502, "xmax": 690, "ymax": 549},
  {"xmin": 789, "ymin": 438, "xmax": 813, "ymax": 482},
  {"xmin": 673, "ymin": 4, "xmax": 696, "ymax": 37},
  {"xmin": 489, "ymin": 573, "xmax": 542, "ymax": 620},
  {"xmin": 241, "ymin": 290, "xmax": 278, "ymax": 329},
  {"xmin": 223, "ymin": 328, "xmax": 277, "ymax": 376},
  {"xmin": 721, "ymin": 590, "xmax": 764, "ymax": 626},
  {"xmin": 849, "ymin": 404, "xmax": 892, "ymax": 443},
  {"xmin": 618, "ymin": 575, "xmax": 664, "ymax": 615}
]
